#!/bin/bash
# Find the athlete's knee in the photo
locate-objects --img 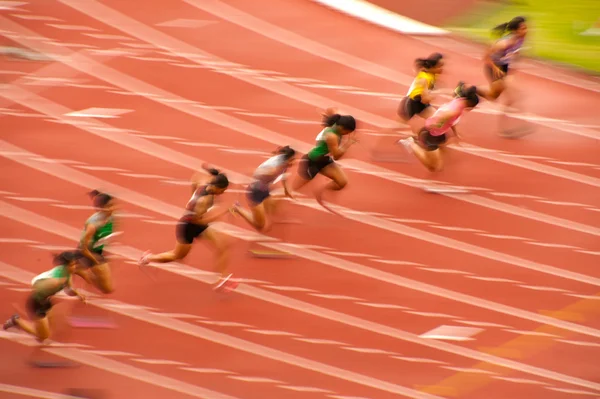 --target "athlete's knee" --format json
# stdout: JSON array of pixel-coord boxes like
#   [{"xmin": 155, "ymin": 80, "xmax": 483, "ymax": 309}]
[
  {"xmin": 336, "ymin": 177, "xmax": 348, "ymax": 190},
  {"xmin": 36, "ymin": 327, "xmax": 50, "ymax": 342},
  {"xmin": 99, "ymin": 282, "xmax": 114, "ymax": 294}
]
